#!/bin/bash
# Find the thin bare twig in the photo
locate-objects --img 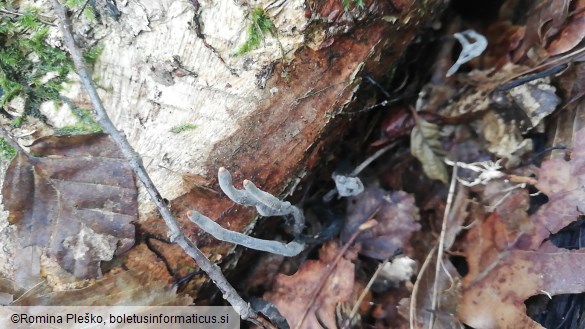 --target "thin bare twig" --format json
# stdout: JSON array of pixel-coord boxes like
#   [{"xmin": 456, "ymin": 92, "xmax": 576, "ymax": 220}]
[
  {"xmin": 409, "ymin": 168, "xmax": 456, "ymax": 329},
  {"xmin": 49, "ymin": 0, "xmax": 256, "ymax": 320},
  {"xmin": 342, "ymin": 257, "xmax": 391, "ymax": 329},
  {"xmin": 409, "ymin": 244, "xmax": 436, "ymax": 329},
  {"xmin": 429, "ymin": 162, "xmax": 458, "ymax": 329}
]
